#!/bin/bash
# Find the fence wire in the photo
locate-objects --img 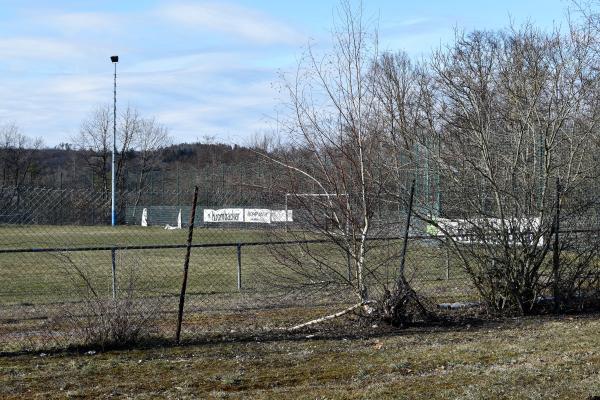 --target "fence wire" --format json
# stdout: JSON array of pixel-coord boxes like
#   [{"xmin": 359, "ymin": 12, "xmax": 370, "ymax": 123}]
[{"xmin": 3, "ymin": 184, "xmax": 596, "ymax": 352}]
